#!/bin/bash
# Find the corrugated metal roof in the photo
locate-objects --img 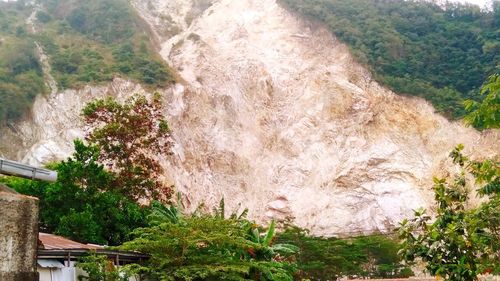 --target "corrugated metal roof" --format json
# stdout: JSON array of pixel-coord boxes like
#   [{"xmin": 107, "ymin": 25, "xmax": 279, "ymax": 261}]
[{"xmin": 39, "ymin": 233, "xmax": 103, "ymax": 250}]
